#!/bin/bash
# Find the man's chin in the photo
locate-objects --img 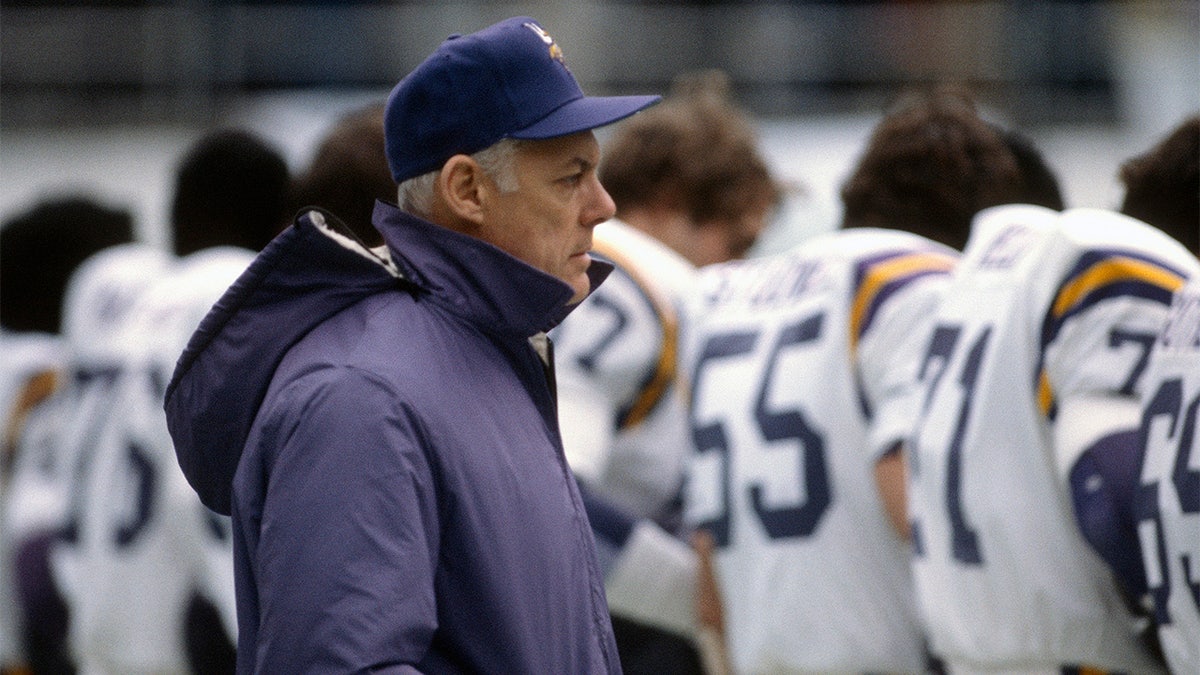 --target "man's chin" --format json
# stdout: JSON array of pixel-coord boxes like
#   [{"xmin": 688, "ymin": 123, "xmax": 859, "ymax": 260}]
[
  {"xmin": 565, "ymin": 272, "xmax": 593, "ymax": 304},
  {"xmin": 567, "ymin": 285, "xmax": 590, "ymax": 305},
  {"xmin": 565, "ymin": 256, "xmax": 593, "ymax": 301}
]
